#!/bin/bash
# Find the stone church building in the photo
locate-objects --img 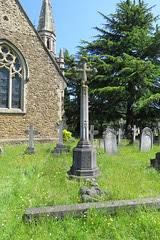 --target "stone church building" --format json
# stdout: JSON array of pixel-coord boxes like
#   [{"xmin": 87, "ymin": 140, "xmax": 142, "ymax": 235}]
[{"xmin": 0, "ymin": 0, "xmax": 67, "ymax": 142}]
